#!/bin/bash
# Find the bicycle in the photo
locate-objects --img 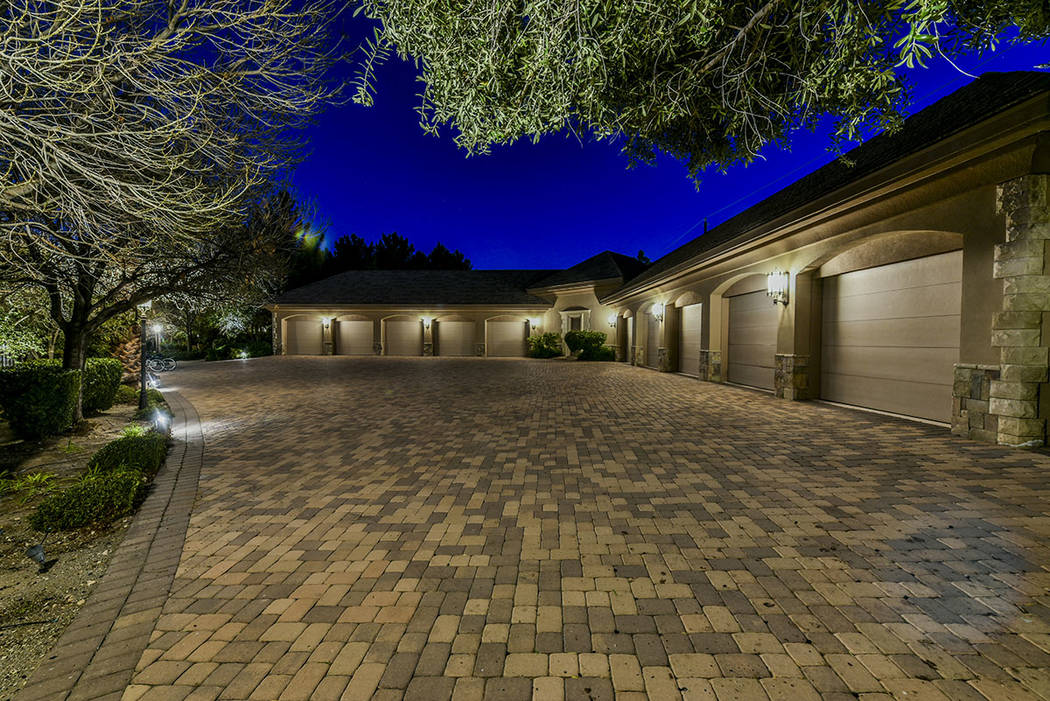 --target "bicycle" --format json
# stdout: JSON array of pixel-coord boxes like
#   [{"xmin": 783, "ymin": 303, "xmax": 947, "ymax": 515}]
[{"xmin": 146, "ymin": 354, "xmax": 176, "ymax": 372}]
